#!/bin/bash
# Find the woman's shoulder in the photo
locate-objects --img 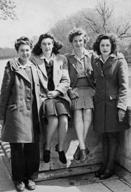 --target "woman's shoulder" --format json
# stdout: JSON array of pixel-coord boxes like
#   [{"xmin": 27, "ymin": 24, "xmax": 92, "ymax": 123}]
[
  {"xmin": 5, "ymin": 58, "xmax": 20, "ymax": 71},
  {"xmin": 116, "ymin": 52, "xmax": 125, "ymax": 60},
  {"xmin": 64, "ymin": 52, "xmax": 74, "ymax": 58},
  {"xmin": 30, "ymin": 54, "xmax": 43, "ymax": 66},
  {"xmin": 55, "ymin": 54, "xmax": 67, "ymax": 61}
]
